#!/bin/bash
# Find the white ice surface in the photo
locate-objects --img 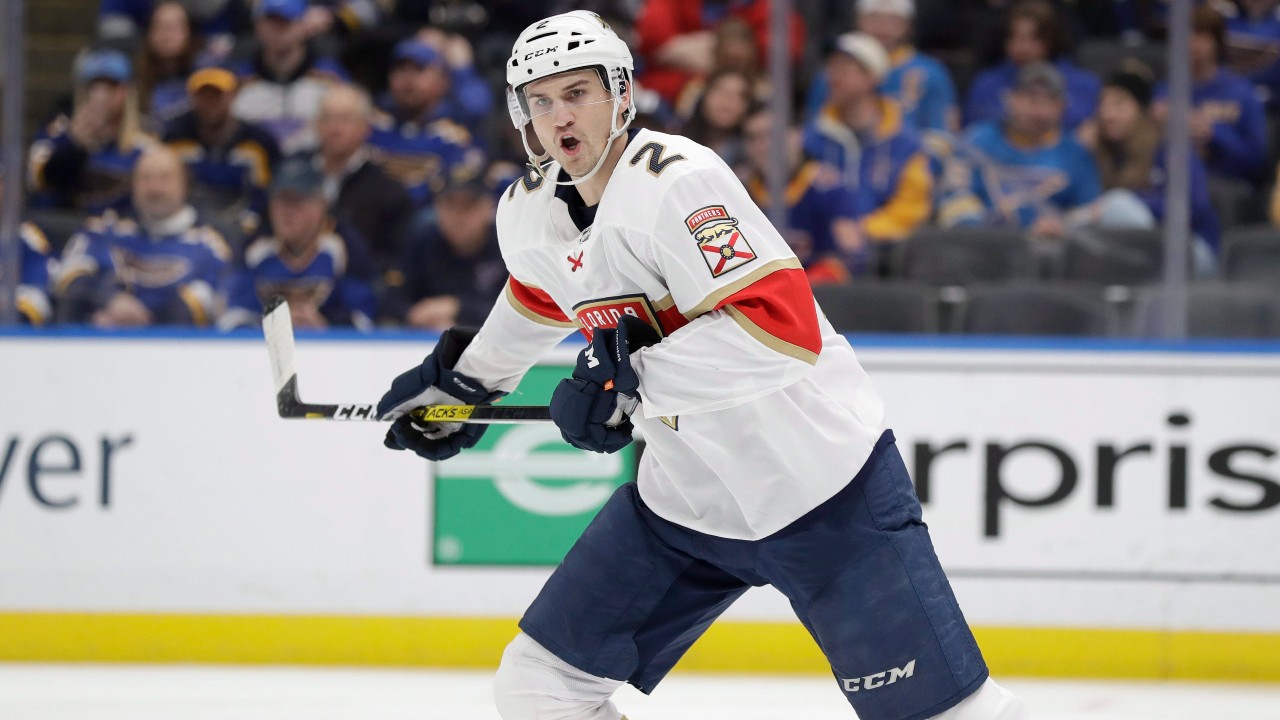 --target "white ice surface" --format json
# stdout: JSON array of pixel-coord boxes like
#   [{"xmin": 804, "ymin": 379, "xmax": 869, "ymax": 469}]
[{"xmin": 1, "ymin": 665, "xmax": 1279, "ymax": 720}]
